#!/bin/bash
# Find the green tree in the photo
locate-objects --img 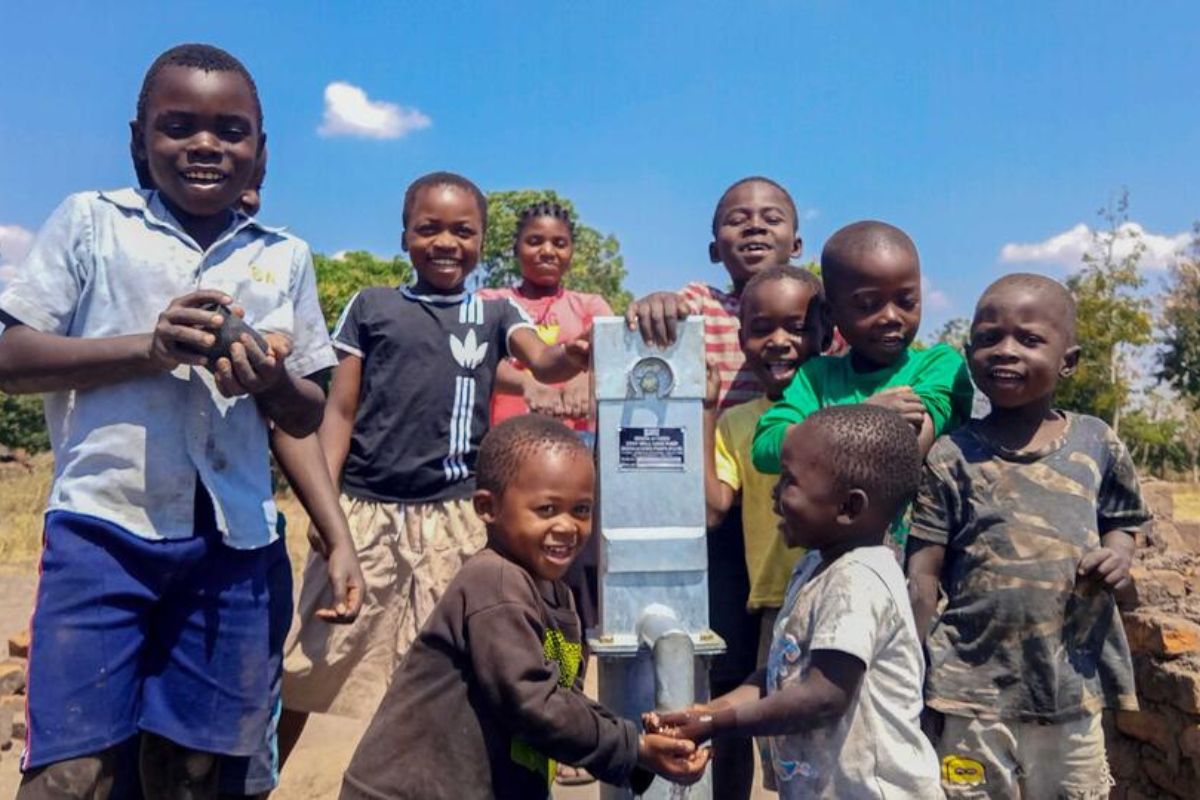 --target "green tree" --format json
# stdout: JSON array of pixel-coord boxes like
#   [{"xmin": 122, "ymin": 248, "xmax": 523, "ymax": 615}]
[
  {"xmin": 0, "ymin": 392, "xmax": 49, "ymax": 453},
  {"xmin": 929, "ymin": 317, "xmax": 971, "ymax": 354},
  {"xmin": 1057, "ymin": 192, "xmax": 1153, "ymax": 434},
  {"xmin": 481, "ymin": 190, "xmax": 631, "ymax": 313},
  {"xmin": 1158, "ymin": 224, "xmax": 1200, "ymax": 406},
  {"xmin": 313, "ymin": 251, "xmax": 412, "ymax": 328}
]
